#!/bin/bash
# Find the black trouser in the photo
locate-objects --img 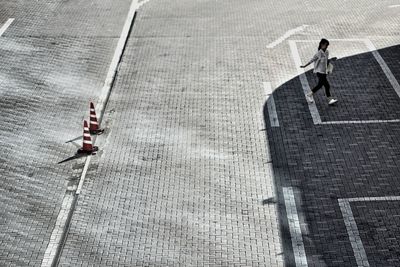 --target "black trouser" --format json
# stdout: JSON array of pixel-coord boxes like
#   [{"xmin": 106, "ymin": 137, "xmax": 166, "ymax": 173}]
[{"xmin": 312, "ymin": 73, "xmax": 331, "ymax": 97}]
